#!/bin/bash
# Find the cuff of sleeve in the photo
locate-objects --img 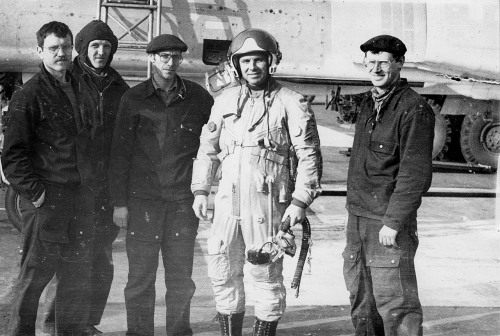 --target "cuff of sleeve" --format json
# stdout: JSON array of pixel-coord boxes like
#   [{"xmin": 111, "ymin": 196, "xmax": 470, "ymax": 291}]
[
  {"xmin": 193, "ymin": 190, "xmax": 209, "ymax": 197},
  {"xmin": 291, "ymin": 198, "xmax": 307, "ymax": 209},
  {"xmin": 382, "ymin": 217, "xmax": 401, "ymax": 232},
  {"xmin": 30, "ymin": 184, "xmax": 46, "ymax": 203},
  {"xmin": 111, "ymin": 200, "xmax": 128, "ymax": 208}
]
